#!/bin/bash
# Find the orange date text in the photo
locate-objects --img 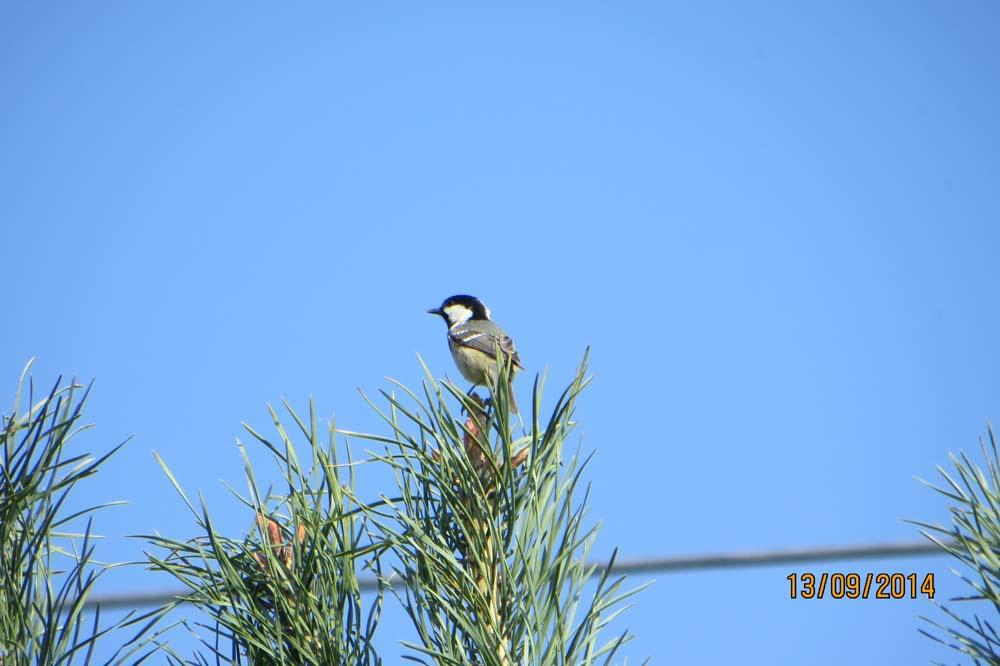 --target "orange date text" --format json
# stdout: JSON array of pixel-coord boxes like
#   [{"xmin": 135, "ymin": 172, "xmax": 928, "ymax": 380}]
[{"xmin": 787, "ymin": 572, "xmax": 934, "ymax": 599}]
